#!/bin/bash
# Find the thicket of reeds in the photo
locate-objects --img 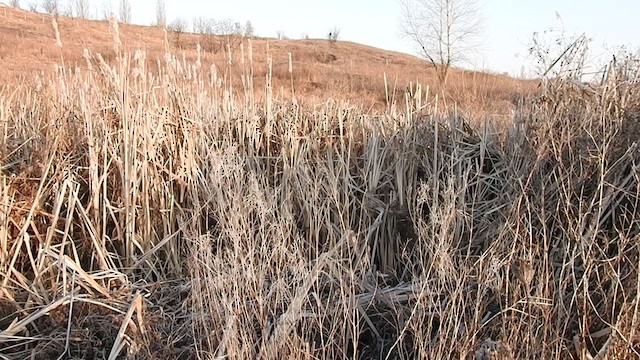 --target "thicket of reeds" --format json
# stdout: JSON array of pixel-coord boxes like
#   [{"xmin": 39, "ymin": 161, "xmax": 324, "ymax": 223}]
[{"xmin": 1, "ymin": 20, "xmax": 640, "ymax": 360}]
